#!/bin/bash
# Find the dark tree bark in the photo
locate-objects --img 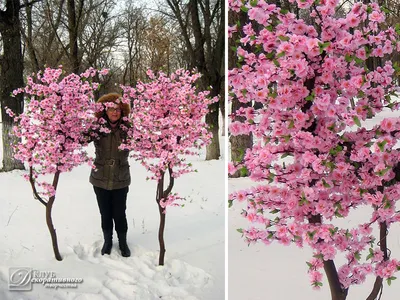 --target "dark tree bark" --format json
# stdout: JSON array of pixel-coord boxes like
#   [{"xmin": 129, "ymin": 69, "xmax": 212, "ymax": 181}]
[
  {"xmin": 23, "ymin": 0, "xmax": 40, "ymax": 72},
  {"xmin": 366, "ymin": 222, "xmax": 388, "ymax": 300},
  {"xmin": 228, "ymin": 9, "xmax": 253, "ymax": 177},
  {"xmin": 46, "ymin": 170, "xmax": 62, "ymax": 261},
  {"xmin": 0, "ymin": 0, "xmax": 26, "ymax": 171},
  {"xmin": 67, "ymin": 0, "xmax": 81, "ymax": 73},
  {"xmin": 156, "ymin": 165, "xmax": 174, "ymax": 266},
  {"xmin": 166, "ymin": 0, "xmax": 224, "ymax": 160},
  {"xmin": 219, "ymin": 71, "xmax": 225, "ymax": 136},
  {"xmin": 324, "ymin": 259, "xmax": 348, "ymax": 300},
  {"xmin": 29, "ymin": 166, "xmax": 62, "ymax": 261}
]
